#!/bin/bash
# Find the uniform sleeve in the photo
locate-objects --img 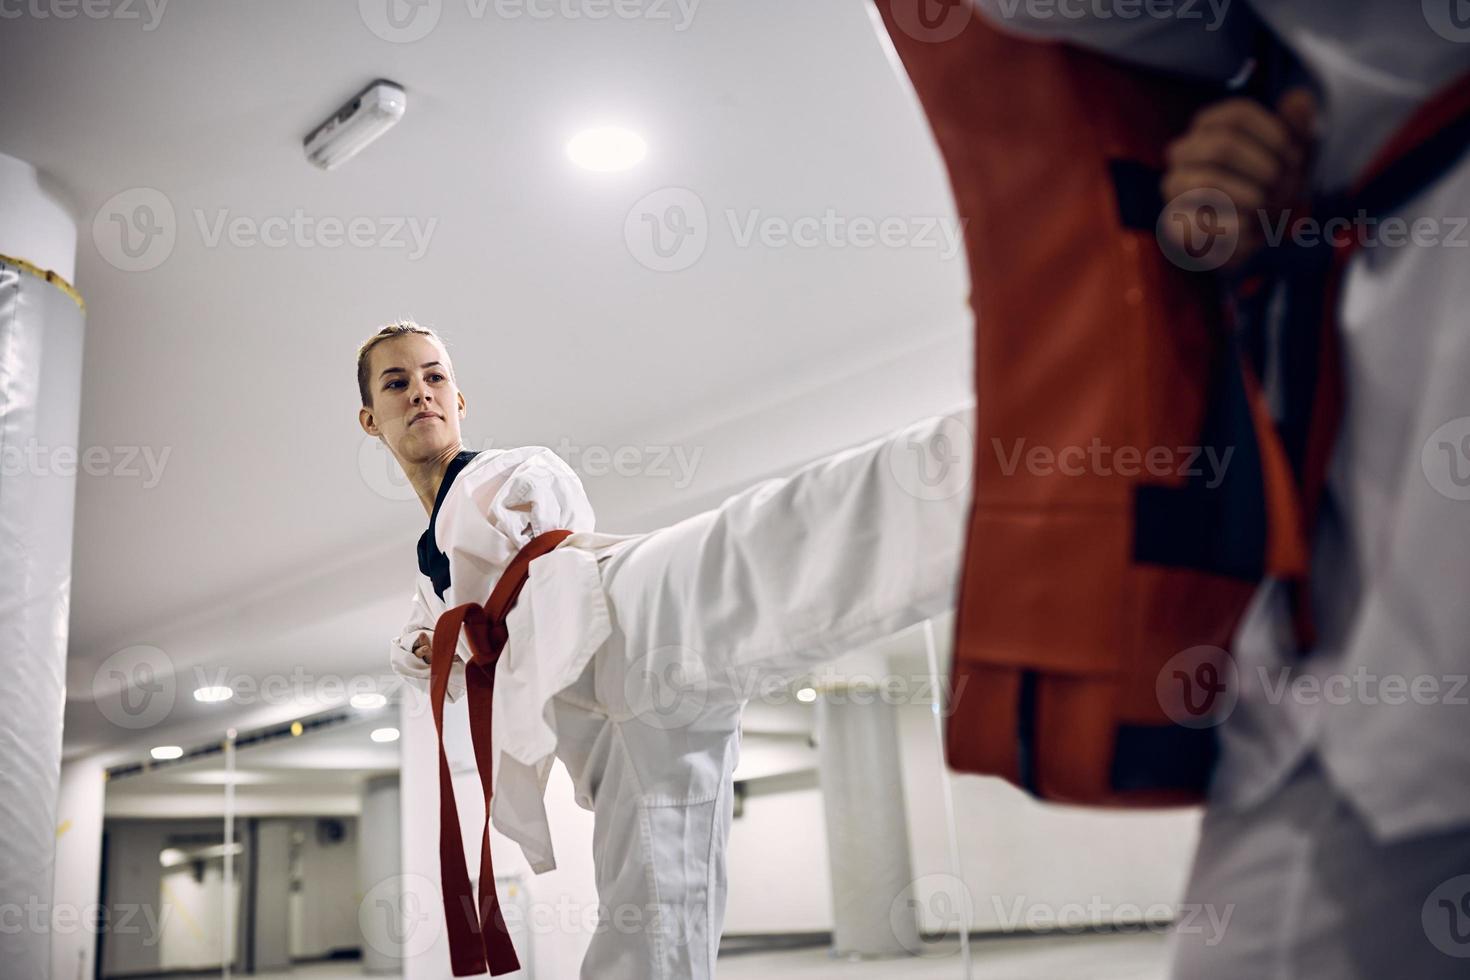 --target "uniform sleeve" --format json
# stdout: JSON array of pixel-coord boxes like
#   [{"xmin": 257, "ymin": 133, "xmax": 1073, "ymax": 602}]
[
  {"xmin": 388, "ymin": 577, "xmax": 467, "ymax": 704},
  {"xmin": 468, "ymin": 446, "xmax": 598, "ymax": 546},
  {"xmin": 972, "ymin": 0, "xmax": 1253, "ymax": 82},
  {"xmin": 437, "ymin": 447, "xmax": 599, "ymax": 610}
]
